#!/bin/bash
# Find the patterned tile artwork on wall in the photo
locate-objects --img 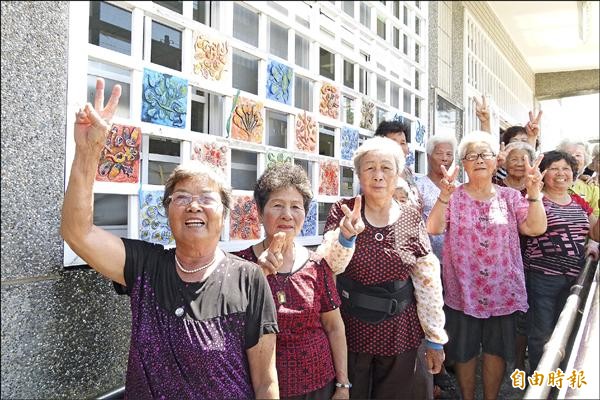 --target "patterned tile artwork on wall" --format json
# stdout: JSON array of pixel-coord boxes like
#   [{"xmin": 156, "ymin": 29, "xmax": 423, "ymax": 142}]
[
  {"xmin": 139, "ymin": 190, "xmax": 173, "ymax": 246},
  {"xmin": 295, "ymin": 111, "xmax": 317, "ymax": 153},
  {"xmin": 405, "ymin": 150, "xmax": 415, "ymax": 169},
  {"xmin": 229, "ymin": 195, "xmax": 261, "ymax": 240},
  {"xmin": 96, "ymin": 124, "xmax": 141, "ymax": 183},
  {"xmin": 415, "ymin": 120, "xmax": 426, "ymax": 146},
  {"xmin": 266, "ymin": 60, "xmax": 293, "ymax": 105},
  {"xmin": 319, "ymin": 160, "xmax": 339, "ymax": 196},
  {"xmin": 231, "ymin": 97, "xmax": 264, "ymax": 143},
  {"xmin": 360, "ymin": 98, "xmax": 375, "ymax": 130},
  {"xmin": 319, "ymin": 83, "xmax": 340, "ymax": 119},
  {"xmin": 266, "ymin": 150, "xmax": 293, "ymax": 168},
  {"xmin": 192, "ymin": 32, "xmax": 230, "ymax": 81},
  {"xmin": 191, "ymin": 139, "xmax": 229, "ymax": 173},
  {"xmin": 141, "ymin": 68, "xmax": 188, "ymax": 128},
  {"xmin": 340, "ymin": 127, "xmax": 359, "ymax": 161},
  {"xmin": 300, "ymin": 201, "xmax": 317, "ymax": 237}
]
